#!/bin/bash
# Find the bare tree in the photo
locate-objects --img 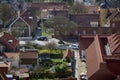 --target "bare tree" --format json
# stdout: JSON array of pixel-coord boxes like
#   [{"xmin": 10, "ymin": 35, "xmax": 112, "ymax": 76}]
[
  {"xmin": 69, "ymin": 1, "xmax": 87, "ymax": 14},
  {"xmin": 0, "ymin": 4, "xmax": 13, "ymax": 27},
  {"xmin": 44, "ymin": 16, "xmax": 77, "ymax": 36}
]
